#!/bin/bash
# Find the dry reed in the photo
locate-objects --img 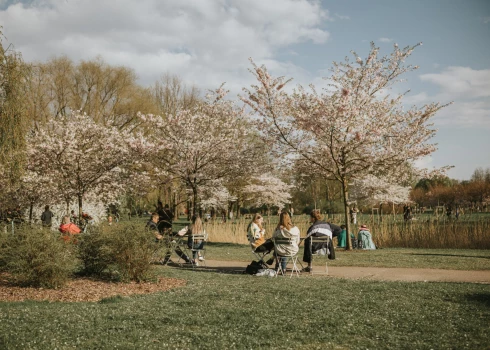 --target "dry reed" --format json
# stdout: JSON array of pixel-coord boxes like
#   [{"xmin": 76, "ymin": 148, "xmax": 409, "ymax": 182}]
[{"xmin": 204, "ymin": 214, "xmax": 490, "ymax": 249}]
